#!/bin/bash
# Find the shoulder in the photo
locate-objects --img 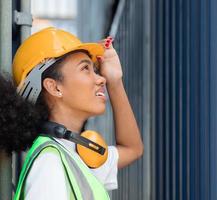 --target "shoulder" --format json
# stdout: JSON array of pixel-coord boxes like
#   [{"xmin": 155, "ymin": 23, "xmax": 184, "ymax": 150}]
[
  {"xmin": 28, "ymin": 147, "xmax": 63, "ymax": 173},
  {"xmin": 24, "ymin": 147, "xmax": 71, "ymax": 199},
  {"xmin": 27, "ymin": 147, "xmax": 65, "ymax": 182}
]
